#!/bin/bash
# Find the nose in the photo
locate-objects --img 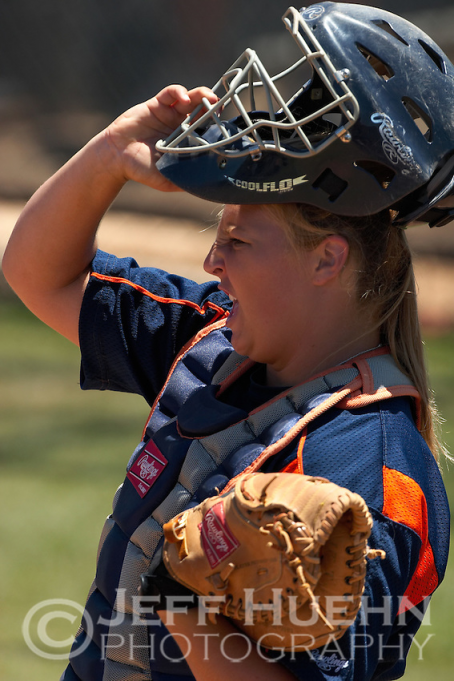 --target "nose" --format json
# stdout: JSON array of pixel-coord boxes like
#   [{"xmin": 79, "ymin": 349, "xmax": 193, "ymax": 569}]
[{"xmin": 203, "ymin": 242, "xmax": 224, "ymax": 277}]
